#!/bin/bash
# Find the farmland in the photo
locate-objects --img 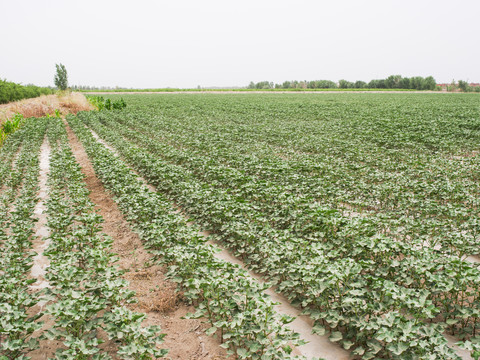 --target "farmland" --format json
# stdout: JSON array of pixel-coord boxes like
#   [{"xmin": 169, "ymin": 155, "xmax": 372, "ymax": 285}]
[{"xmin": 1, "ymin": 92, "xmax": 480, "ymax": 359}]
